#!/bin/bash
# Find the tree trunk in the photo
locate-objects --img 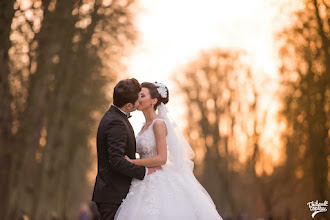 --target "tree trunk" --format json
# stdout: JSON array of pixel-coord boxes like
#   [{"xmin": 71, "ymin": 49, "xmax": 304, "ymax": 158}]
[{"xmin": 0, "ymin": 0, "xmax": 16, "ymax": 218}]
